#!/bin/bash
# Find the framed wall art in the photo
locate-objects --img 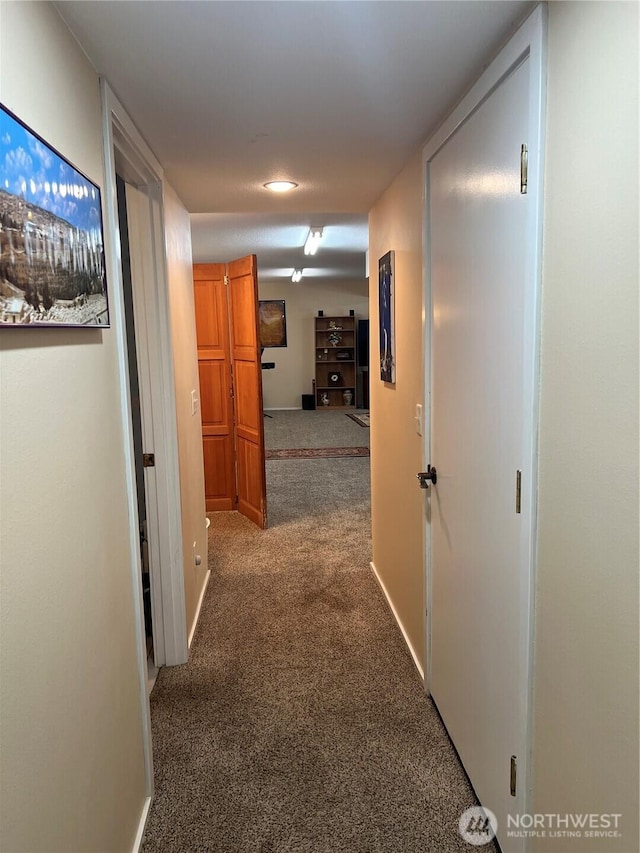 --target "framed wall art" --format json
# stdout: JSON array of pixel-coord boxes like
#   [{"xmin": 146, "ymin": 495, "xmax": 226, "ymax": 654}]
[
  {"xmin": 258, "ymin": 299, "xmax": 287, "ymax": 348},
  {"xmin": 0, "ymin": 104, "xmax": 108, "ymax": 327},
  {"xmin": 378, "ymin": 250, "xmax": 395, "ymax": 383}
]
